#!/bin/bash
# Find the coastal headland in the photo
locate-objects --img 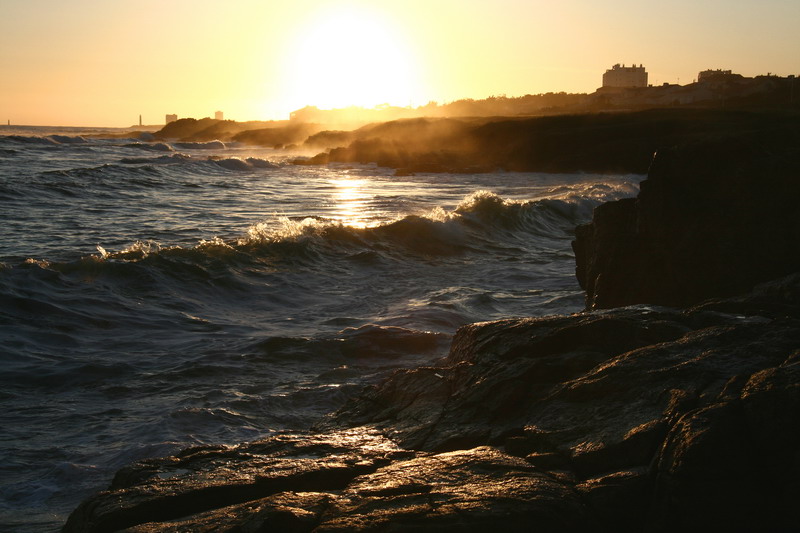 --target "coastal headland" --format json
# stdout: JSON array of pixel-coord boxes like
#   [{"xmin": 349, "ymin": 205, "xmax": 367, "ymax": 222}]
[{"xmin": 65, "ymin": 106, "xmax": 800, "ymax": 531}]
